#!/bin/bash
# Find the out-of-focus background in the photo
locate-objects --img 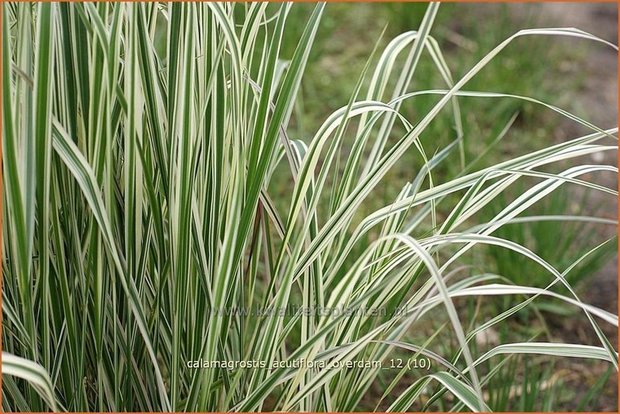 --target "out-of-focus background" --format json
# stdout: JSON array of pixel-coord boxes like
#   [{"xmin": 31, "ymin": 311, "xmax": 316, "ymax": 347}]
[{"xmin": 273, "ymin": 3, "xmax": 617, "ymax": 410}]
